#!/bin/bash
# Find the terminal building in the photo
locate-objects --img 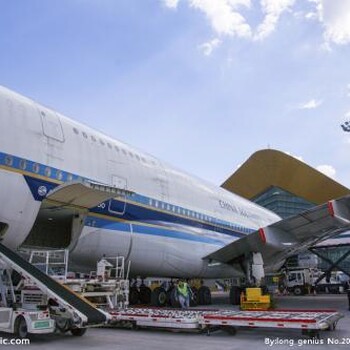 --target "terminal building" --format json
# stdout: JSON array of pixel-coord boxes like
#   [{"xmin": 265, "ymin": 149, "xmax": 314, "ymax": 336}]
[{"xmin": 221, "ymin": 149, "xmax": 350, "ymax": 277}]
